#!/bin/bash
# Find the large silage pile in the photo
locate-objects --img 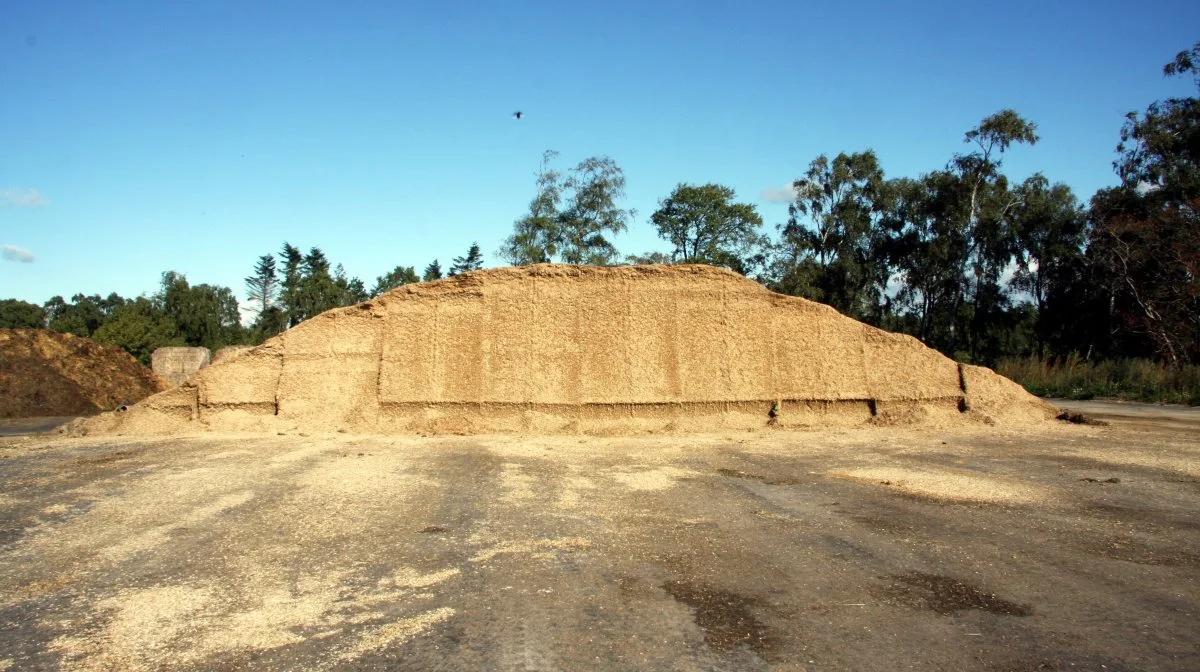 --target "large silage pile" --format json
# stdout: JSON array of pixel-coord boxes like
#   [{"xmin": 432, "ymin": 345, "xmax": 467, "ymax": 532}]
[{"xmin": 83, "ymin": 264, "xmax": 1057, "ymax": 436}]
